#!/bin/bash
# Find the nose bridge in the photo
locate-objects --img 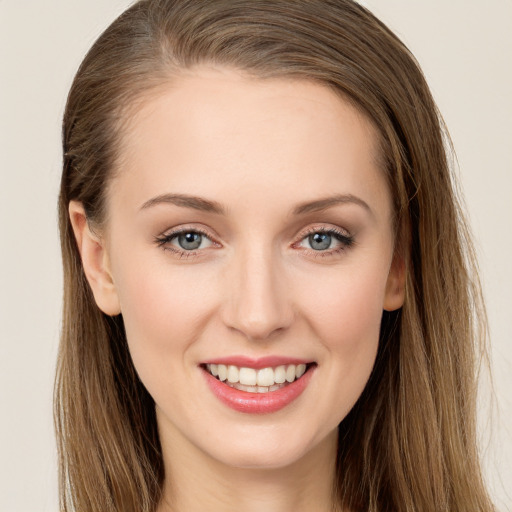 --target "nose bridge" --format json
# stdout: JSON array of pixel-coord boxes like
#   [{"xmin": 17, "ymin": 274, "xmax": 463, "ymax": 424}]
[{"xmin": 223, "ymin": 238, "xmax": 293, "ymax": 340}]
